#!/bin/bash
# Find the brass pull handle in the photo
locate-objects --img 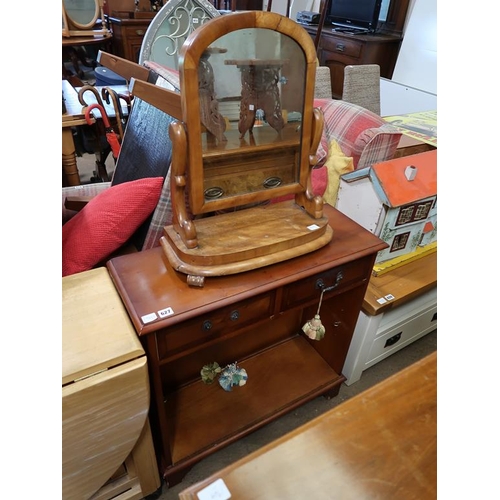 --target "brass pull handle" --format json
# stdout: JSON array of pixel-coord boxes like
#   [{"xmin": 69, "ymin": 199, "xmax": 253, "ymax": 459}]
[
  {"xmin": 263, "ymin": 176, "xmax": 282, "ymax": 189},
  {"xmin": 136, "ymin": 29, "xmax": 145, "ymax": 35},
  {"xmin": 204, "ymin": 186, "xmax": 224, "ymax": 199},
  {"xmin": 336, "ymin": 43, "xmax": 345, "ymax": 52}
]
